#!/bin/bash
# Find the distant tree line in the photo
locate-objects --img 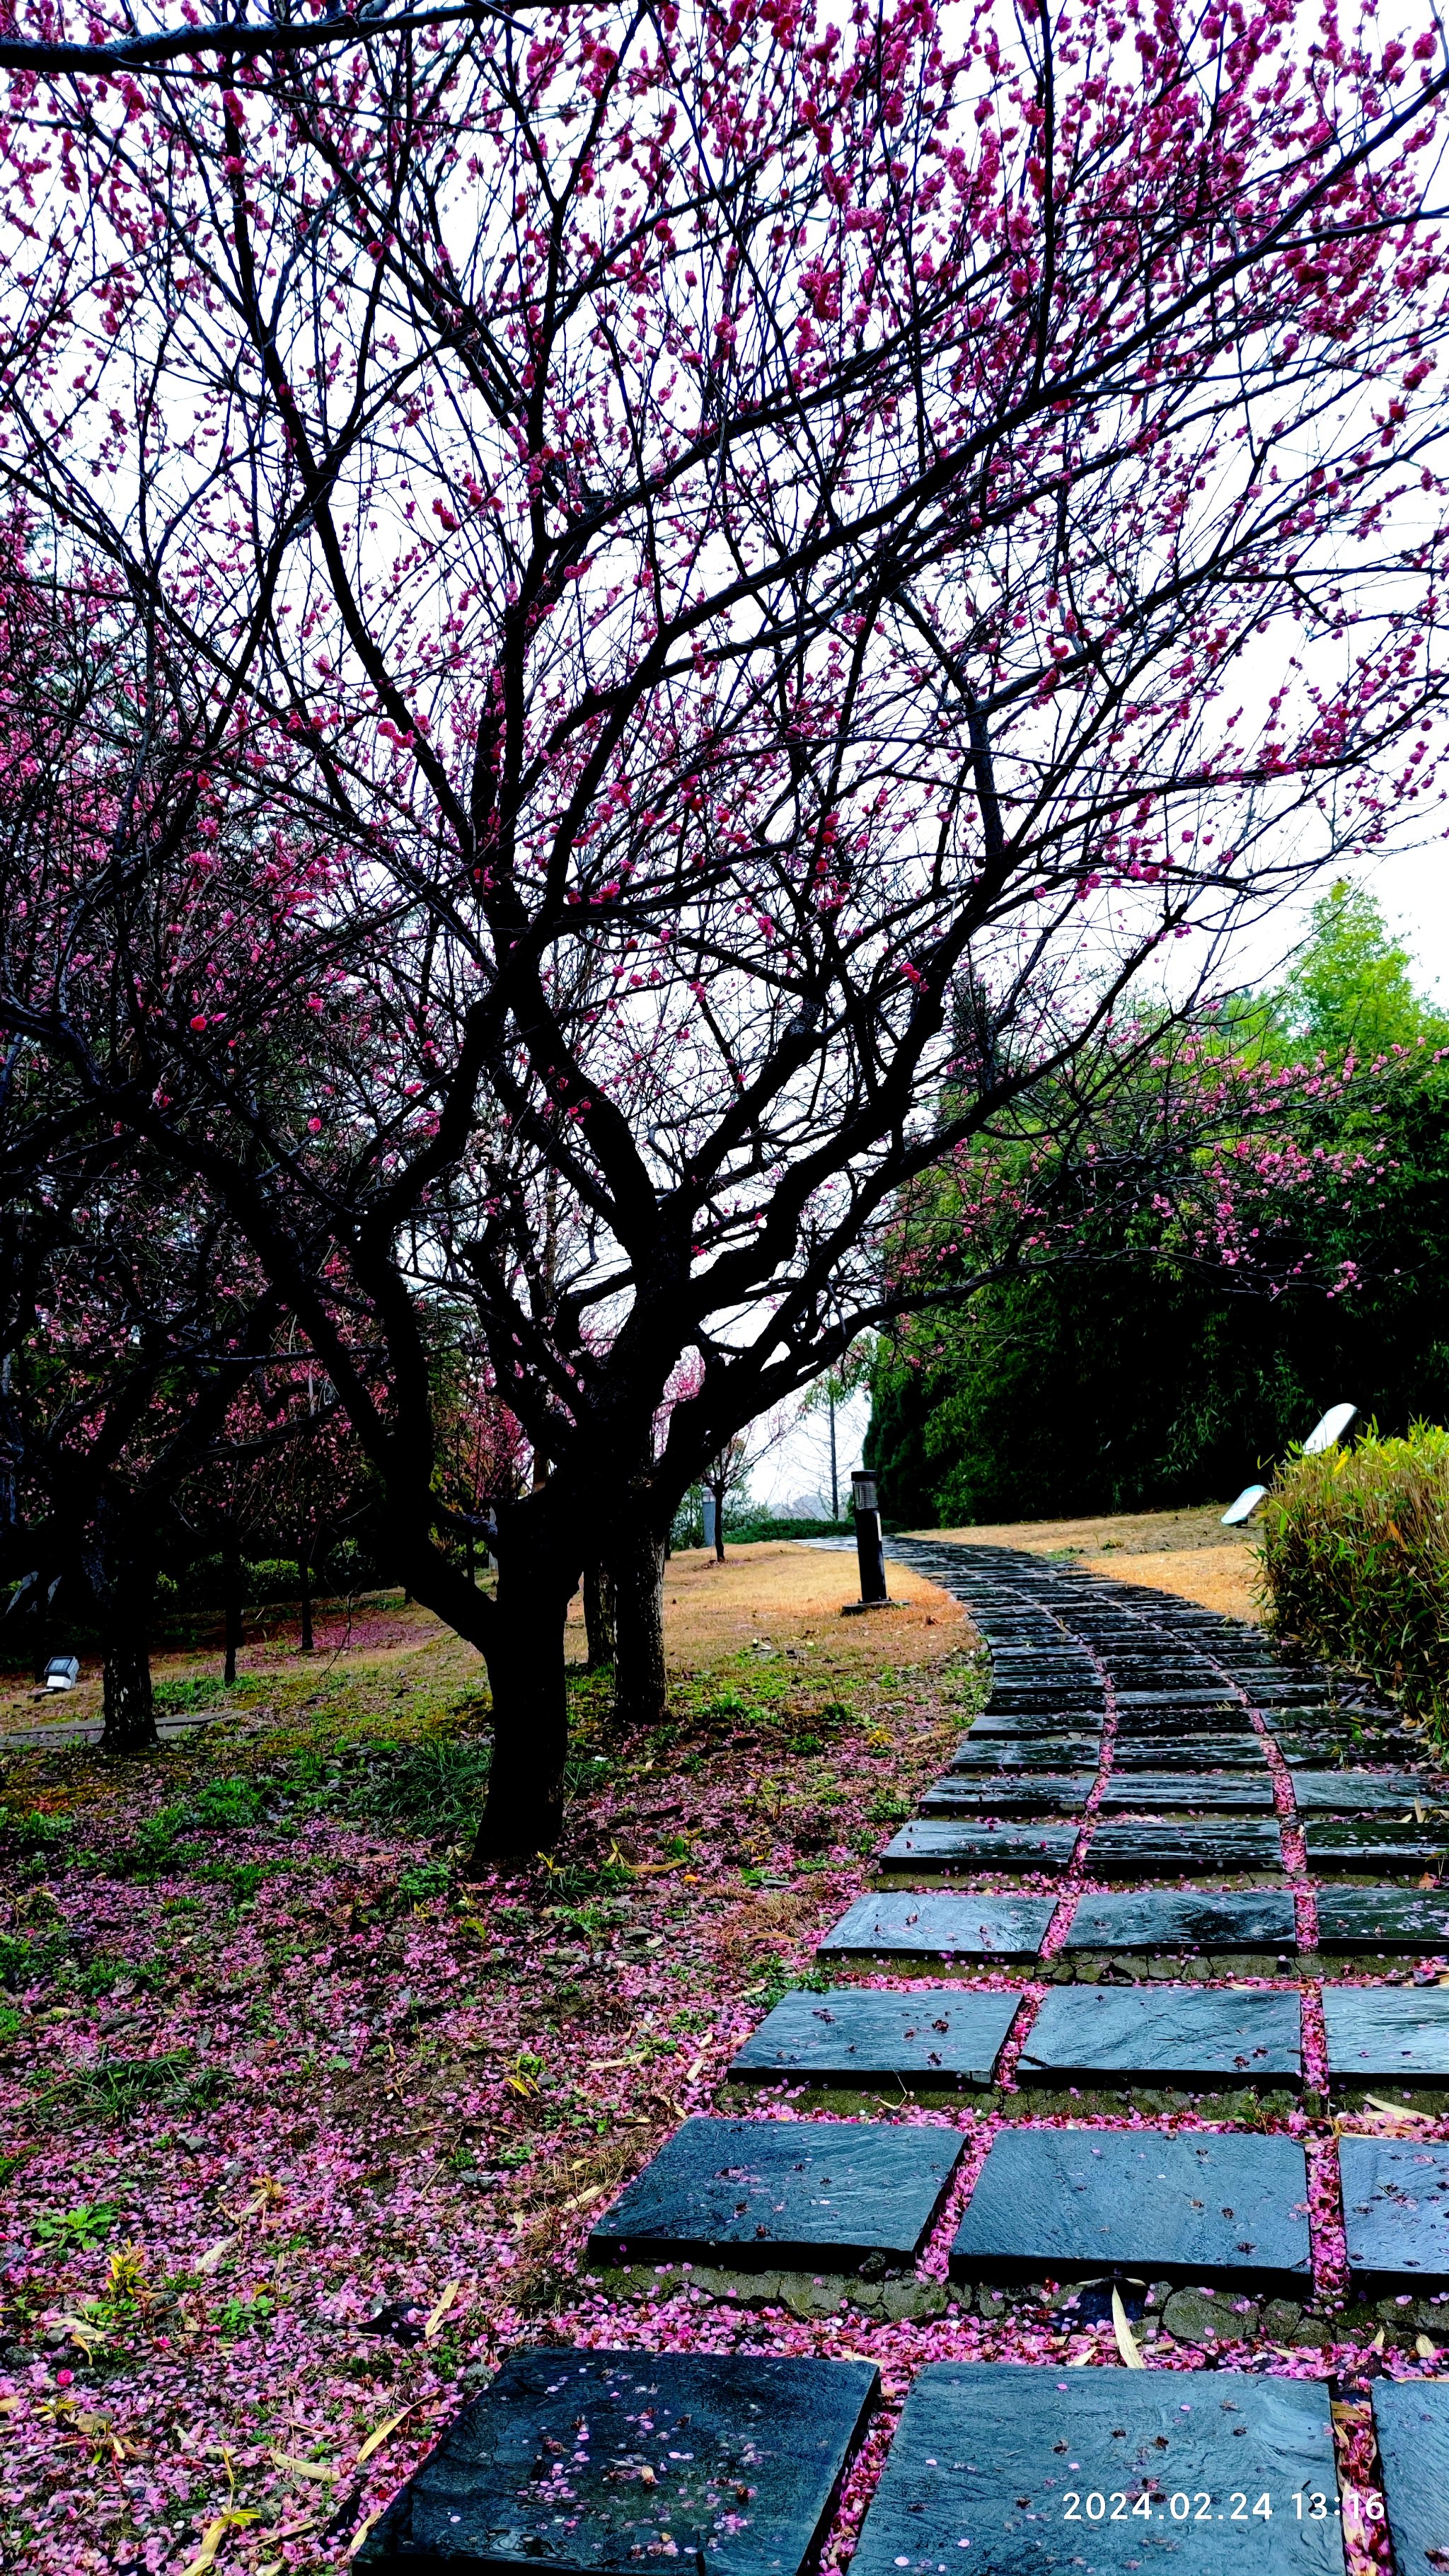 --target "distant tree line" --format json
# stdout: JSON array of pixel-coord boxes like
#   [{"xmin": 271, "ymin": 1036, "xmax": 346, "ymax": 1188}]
[{"xmin": 867, "ymin": 889, "xmax": 1449, "ymax": 1526}]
